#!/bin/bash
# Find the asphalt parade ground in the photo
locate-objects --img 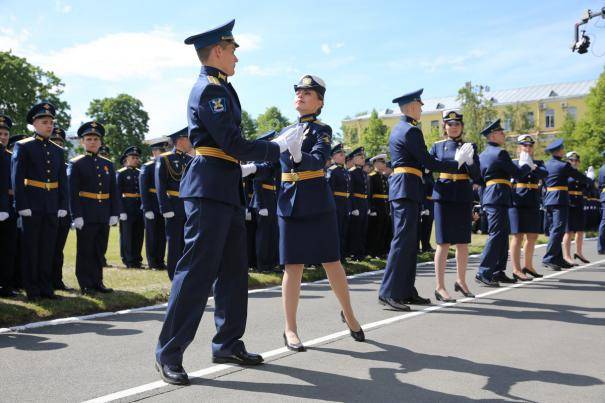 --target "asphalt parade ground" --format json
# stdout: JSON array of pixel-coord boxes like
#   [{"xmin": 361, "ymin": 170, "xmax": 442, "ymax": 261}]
[{"xmin": 1, "ymin": 240, "xmax": 604, "ymax": 402}]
